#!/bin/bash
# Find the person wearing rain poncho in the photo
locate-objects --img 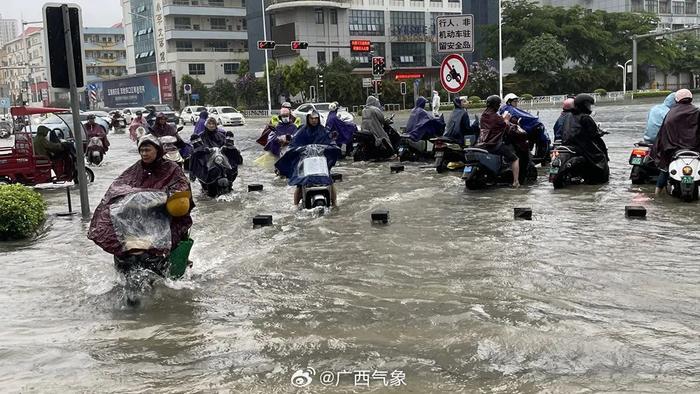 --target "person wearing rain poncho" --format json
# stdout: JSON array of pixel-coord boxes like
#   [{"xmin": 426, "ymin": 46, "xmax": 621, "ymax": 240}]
[
  {"xmin": 358, "ymin": 95, "xmax": 396, "ymax": 158},
  {"xmin": 405, "ymin": 96, "xmax": 444, "ymax": 141},
  {"xmin": 254, "ymin": 107, "xmax": 300, "ymax": 169},
  {"xmin": 189, "ymin": 117, "xmax": 243, "ymax": 195},
  {"xmin": 644, "ymin": 92, "xmax": 676, "ymax": 144},
  {"xmin": 275, "ymin": 111, "xmax": 341, "ymax": 206},
  {"xmin": 88, "ymin": 134, "xmax": 195, "ymax": 278},
  {"xmin": 193, "ymin": 110, "xmax": 209, "ymax": 136},
  {"xmin": 325, "ymin": 102, "xmax": 357, "ymax": 157}
]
